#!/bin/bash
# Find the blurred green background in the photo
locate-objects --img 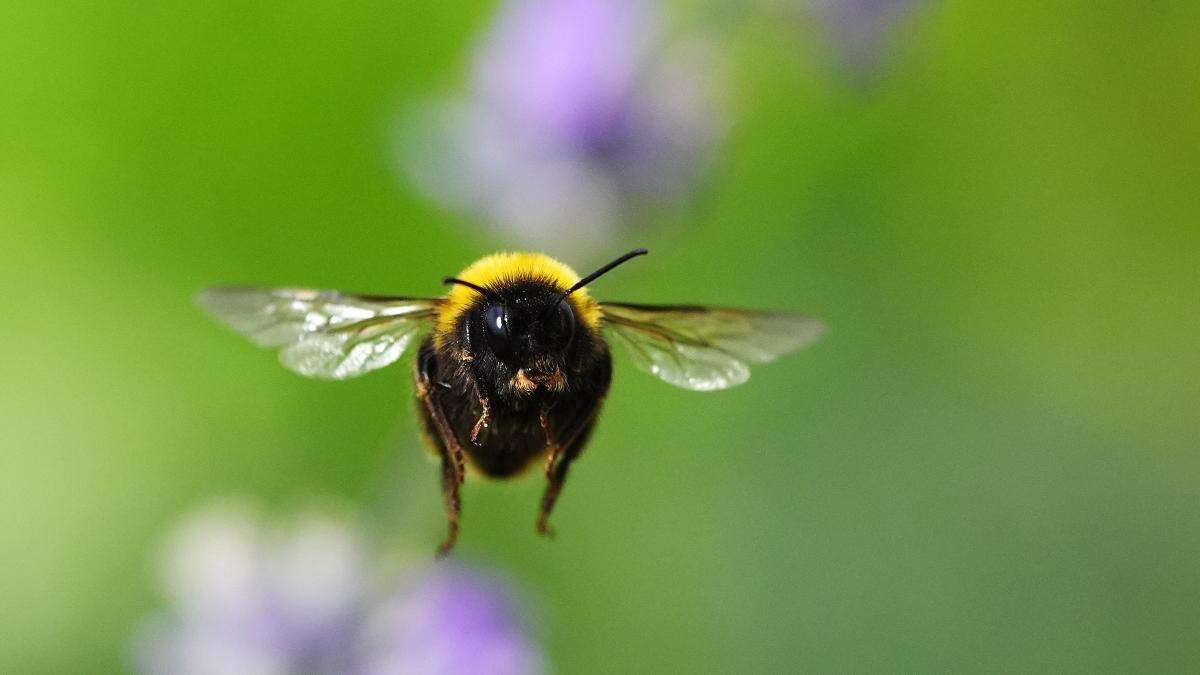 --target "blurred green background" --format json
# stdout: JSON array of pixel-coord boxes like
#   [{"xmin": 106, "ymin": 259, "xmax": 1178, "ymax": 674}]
[{"xmin": 3, "ymin": 2, "xmax": 1199, "ymax": 672}]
